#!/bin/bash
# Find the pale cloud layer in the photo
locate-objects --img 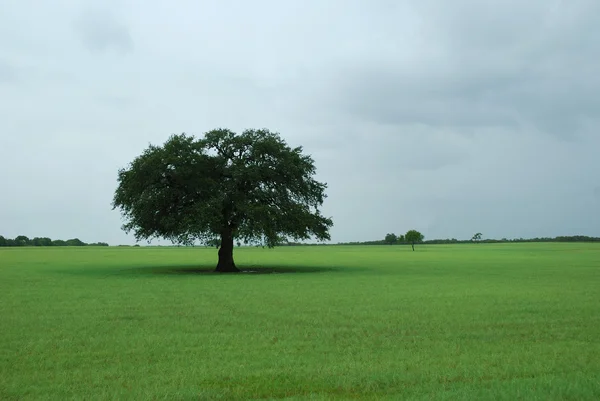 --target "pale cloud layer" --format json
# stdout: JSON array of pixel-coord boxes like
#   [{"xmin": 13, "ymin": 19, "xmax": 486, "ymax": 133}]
[{"xmin": 1, "ymin": 0, "xmax": 599, "ymax": 244}]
